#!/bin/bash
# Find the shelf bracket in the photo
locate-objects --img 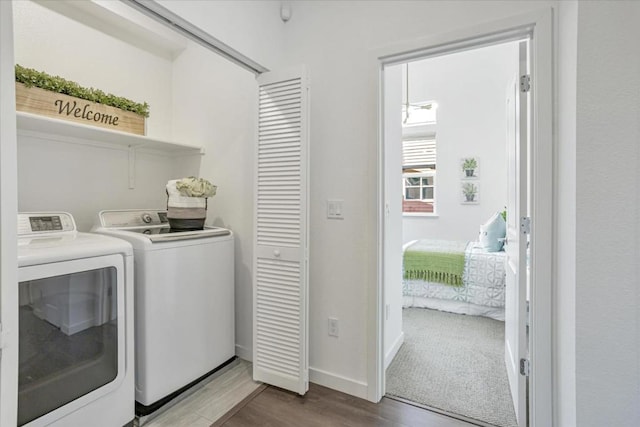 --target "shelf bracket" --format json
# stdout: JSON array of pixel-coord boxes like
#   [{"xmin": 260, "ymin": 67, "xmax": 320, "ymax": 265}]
[{"xmin": 128, "ymin": 146, "xmax": 136, "ymax": 189}]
